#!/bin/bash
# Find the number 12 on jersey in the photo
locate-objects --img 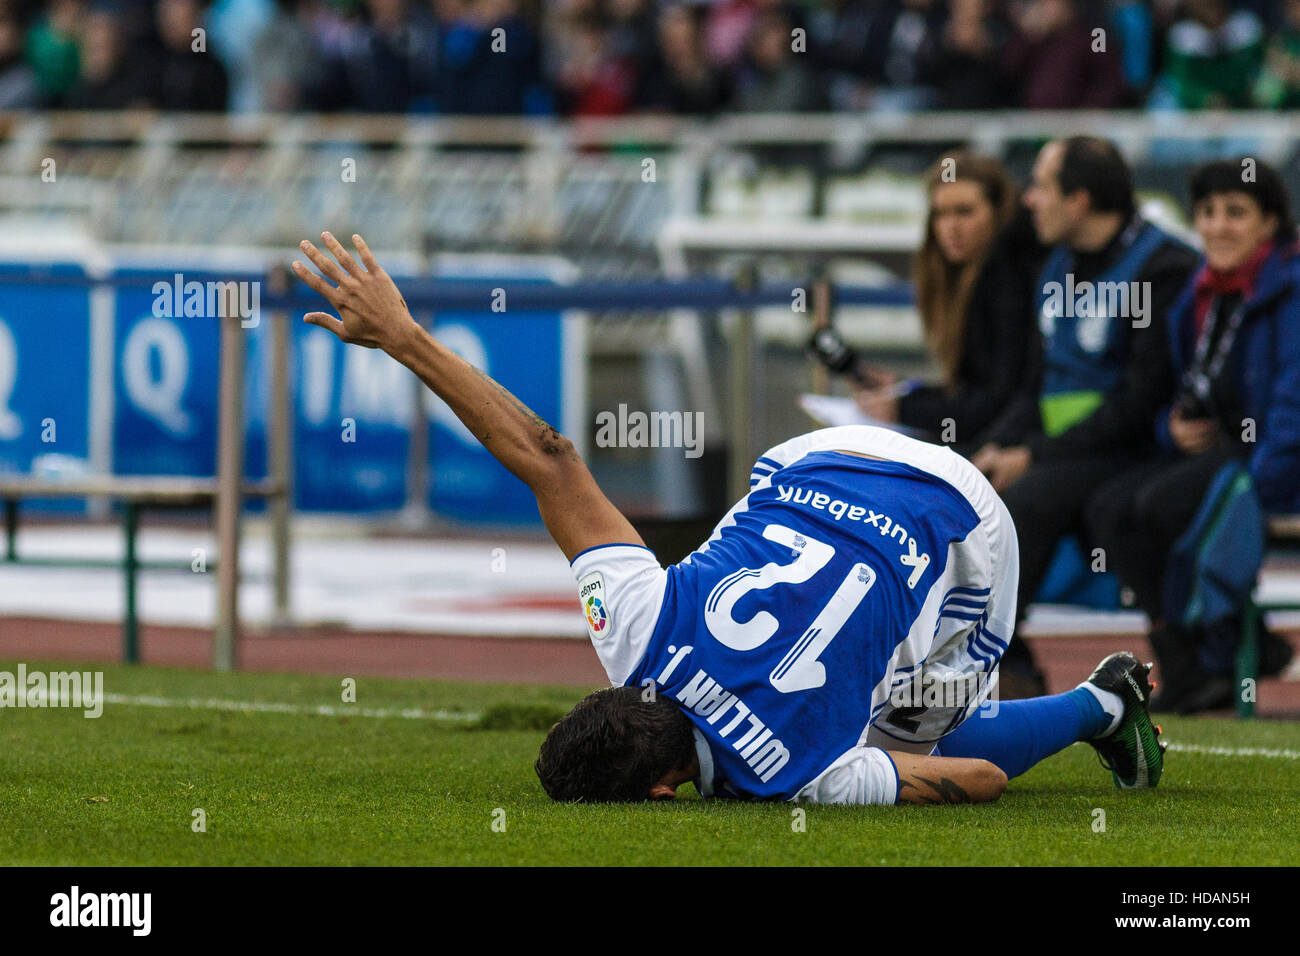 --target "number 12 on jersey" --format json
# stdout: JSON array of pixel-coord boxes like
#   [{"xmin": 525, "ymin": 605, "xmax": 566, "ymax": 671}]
[{"xmin": 705, "ymin": 524, "xmax": 877, "ymax": 694}]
